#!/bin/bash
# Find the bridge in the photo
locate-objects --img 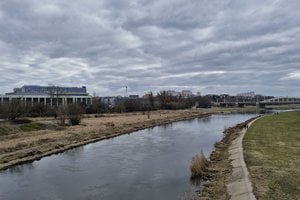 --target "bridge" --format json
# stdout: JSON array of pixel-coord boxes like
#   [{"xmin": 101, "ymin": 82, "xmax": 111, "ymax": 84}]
[
  {"xmin": 258, "ymin": 97, "xmax": 300, "ymax": 108},
  {"xmin": 213, "ymin": 101, "xmax": 256, "ymax": 107},
  {"xmin": 212, "ymin": 97, "xmax": 300, "ymax": 108}
]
